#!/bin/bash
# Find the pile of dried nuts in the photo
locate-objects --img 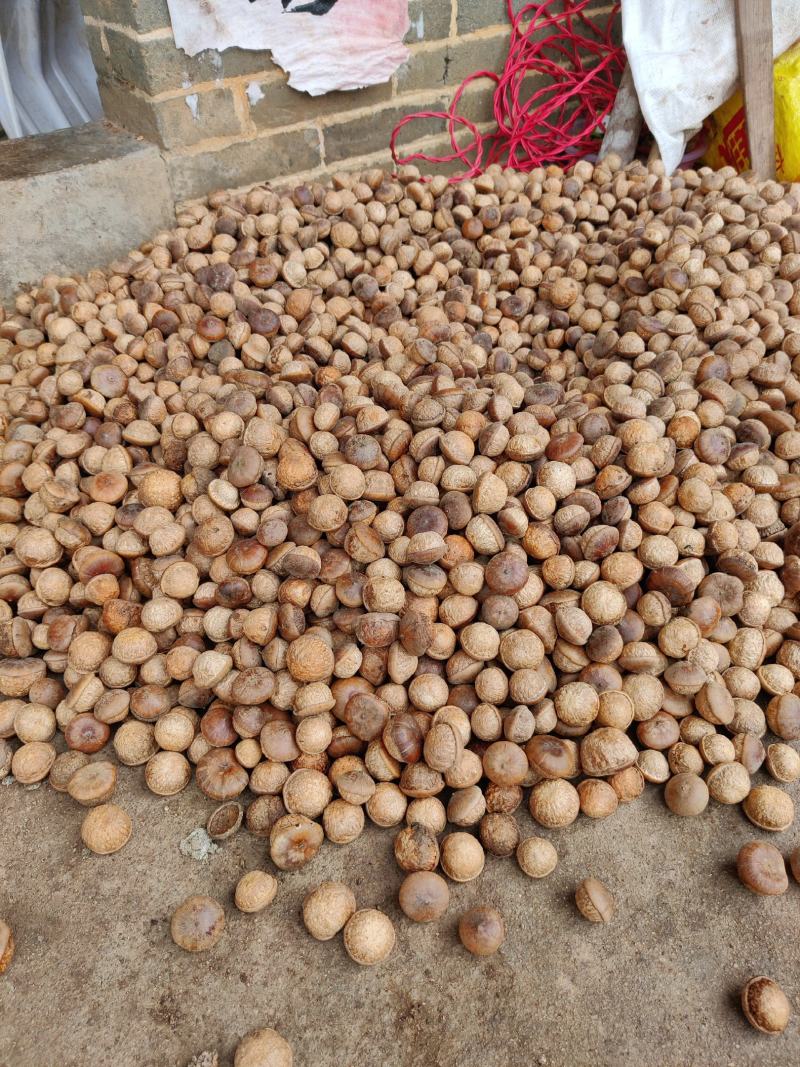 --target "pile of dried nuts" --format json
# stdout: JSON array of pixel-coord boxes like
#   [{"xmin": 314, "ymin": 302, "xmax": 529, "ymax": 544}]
[{"xmin": 2, "ymin": 155, "xmax": 800, "ymax": 1028}]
